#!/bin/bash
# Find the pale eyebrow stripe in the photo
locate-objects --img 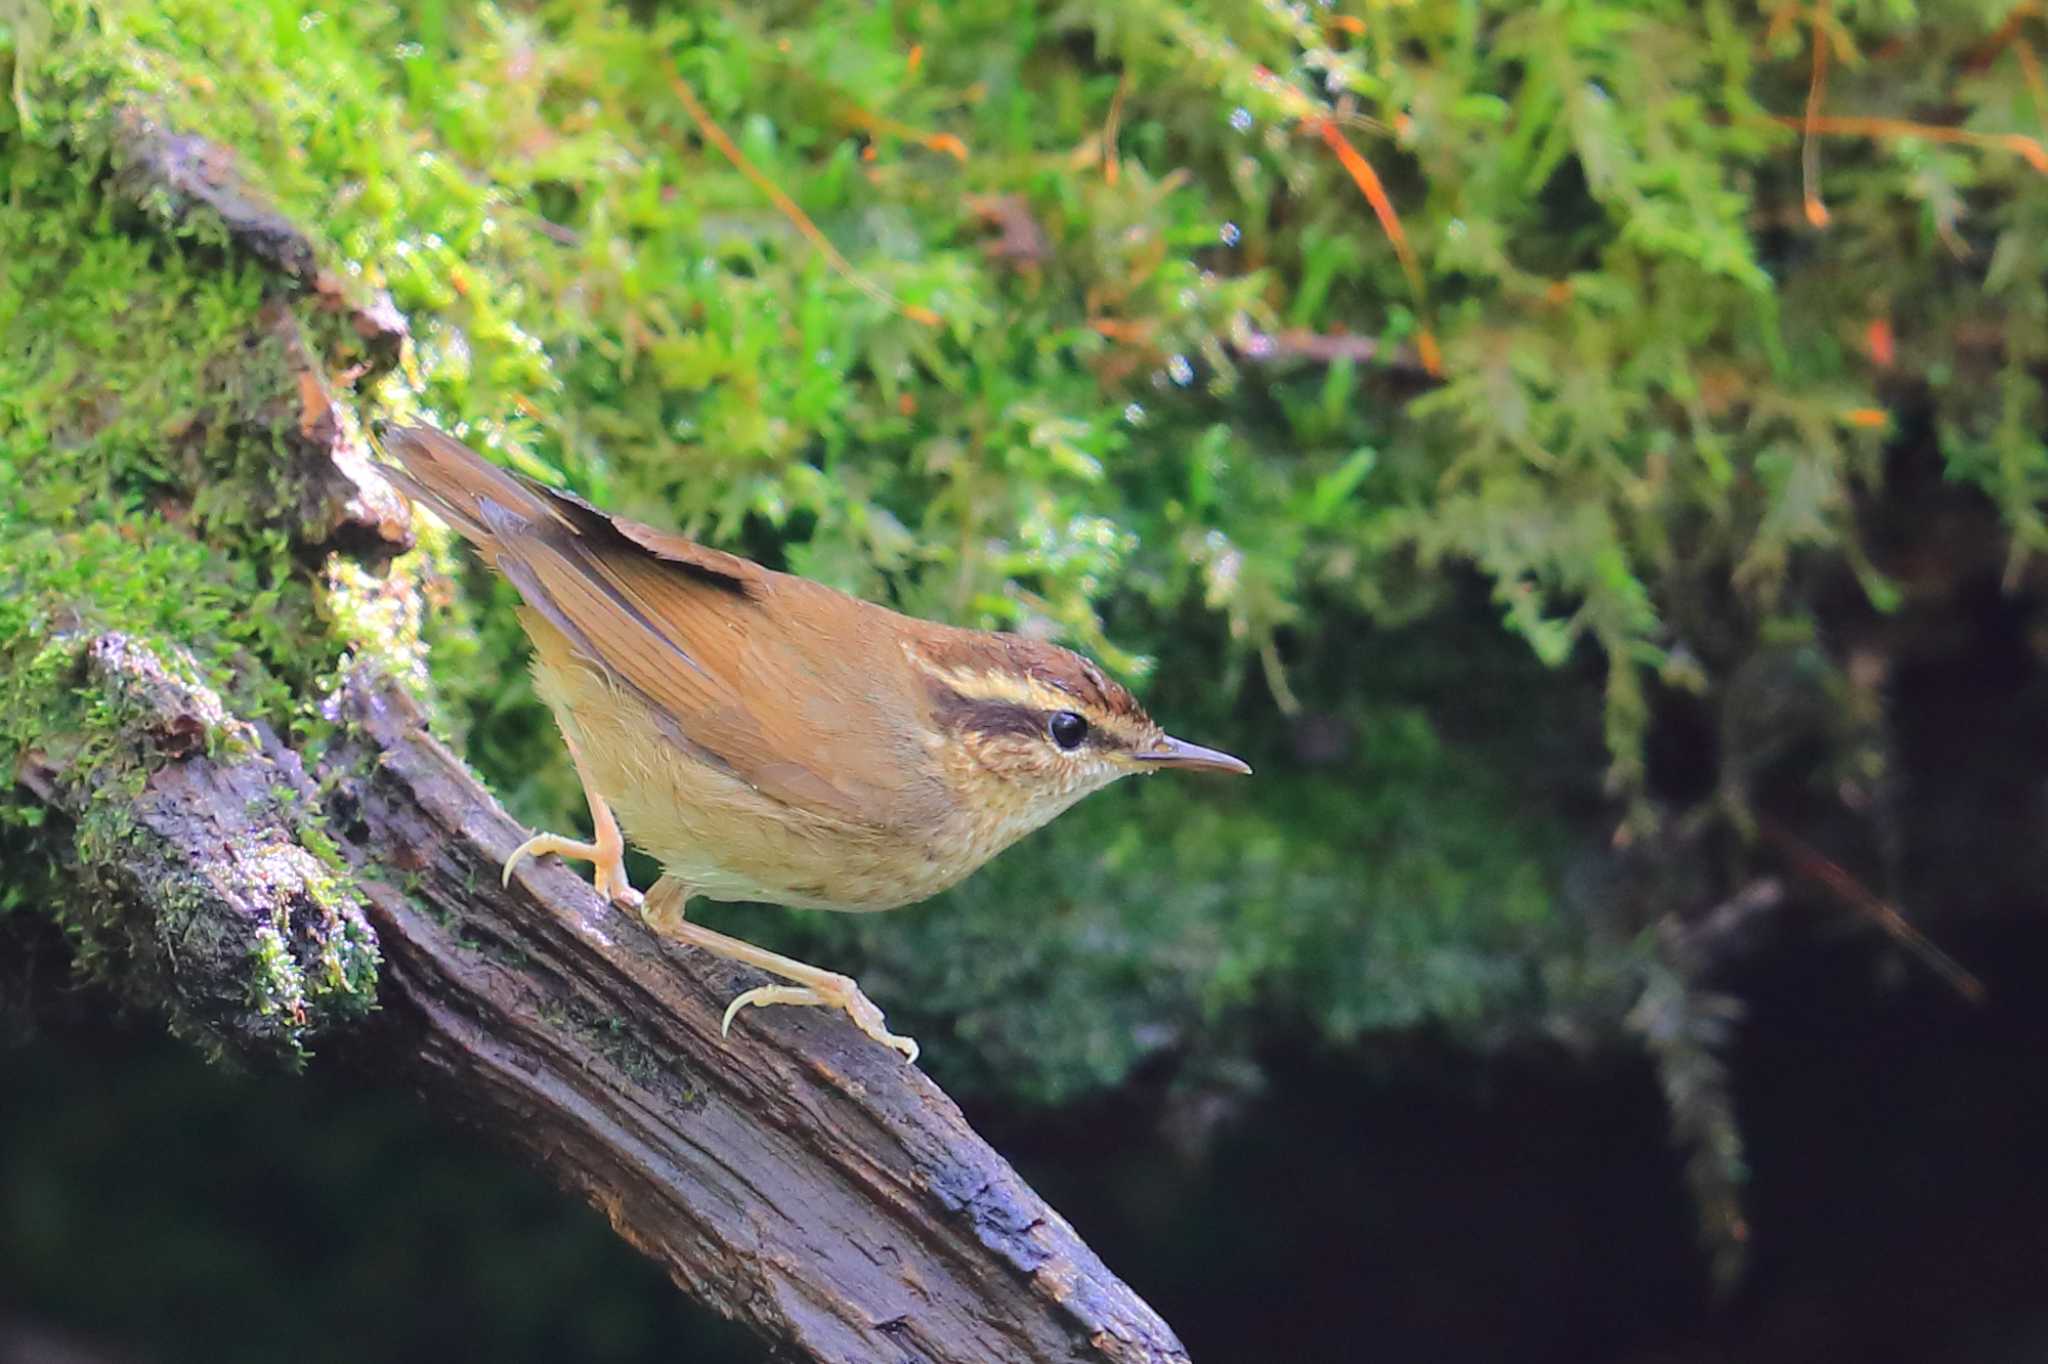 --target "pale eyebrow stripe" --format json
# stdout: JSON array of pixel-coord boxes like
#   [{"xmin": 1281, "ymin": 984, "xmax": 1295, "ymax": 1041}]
[{"xmin": 901, "ymin": 645, "xmax": 1153, "ymax": 748}]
